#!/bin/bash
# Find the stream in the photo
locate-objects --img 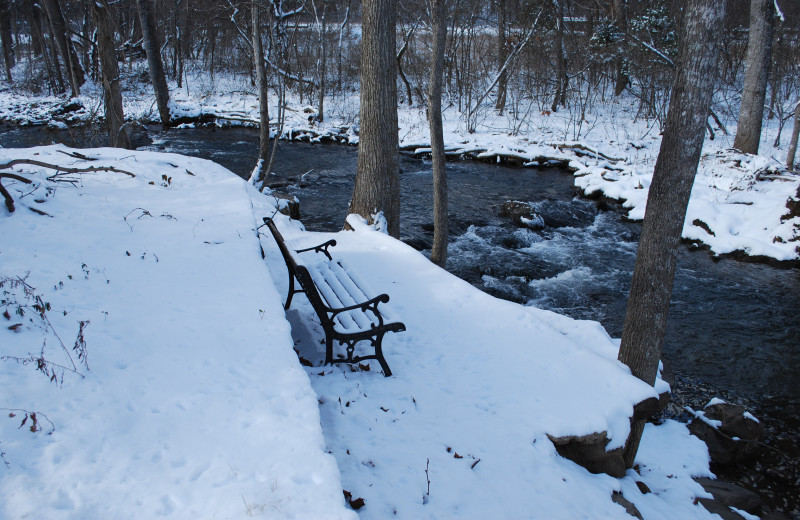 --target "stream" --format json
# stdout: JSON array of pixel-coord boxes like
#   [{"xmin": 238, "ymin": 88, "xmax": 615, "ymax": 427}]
[{"xmin": 3, "ymin": 124, "xmax": 799, "ymax": 513}]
